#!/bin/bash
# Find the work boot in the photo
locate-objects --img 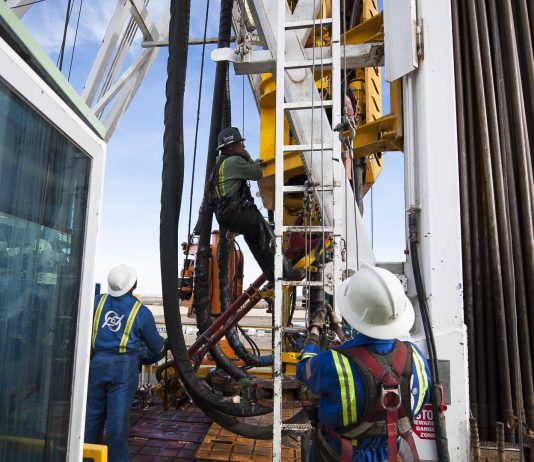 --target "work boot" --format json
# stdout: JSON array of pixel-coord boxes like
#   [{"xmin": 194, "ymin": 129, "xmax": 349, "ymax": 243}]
[{"xmin": 283, "ymin": 256, "xmax": 306, "ymax": 281}]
